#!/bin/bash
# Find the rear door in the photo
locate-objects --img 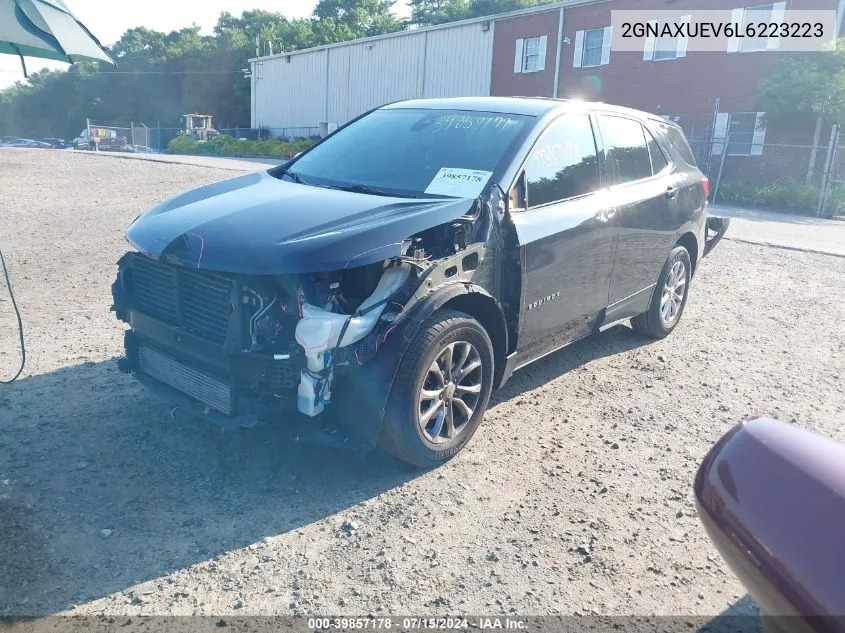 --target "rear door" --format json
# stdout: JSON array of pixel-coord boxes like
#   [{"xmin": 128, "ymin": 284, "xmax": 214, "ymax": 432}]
[
  {"xmin": 511, "ymin": 112, "xmax": 618, "ymax": 363},
  {"xmin": 596, "ymin": 114, "xmax": 681, "ymax": 322}
]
